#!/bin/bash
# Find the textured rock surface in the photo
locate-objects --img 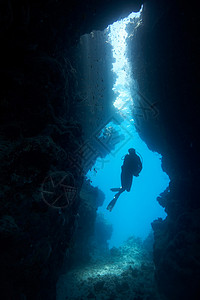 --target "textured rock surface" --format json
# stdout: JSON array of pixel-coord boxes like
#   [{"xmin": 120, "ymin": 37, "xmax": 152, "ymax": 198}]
[
  {"xmin": 0, "ymin": 1, "xmax": 142, "ymax": 299},
  {"xmin": 126, "ymin": 1, "xmax": 200, "ymax": 299},
  {"xmin": 57, "ymin": 236, "xmax": 159, "ymax": 300},
  {"xmin": 65, "ymin": 180, "xmax": 110, "ymax": 268}
]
